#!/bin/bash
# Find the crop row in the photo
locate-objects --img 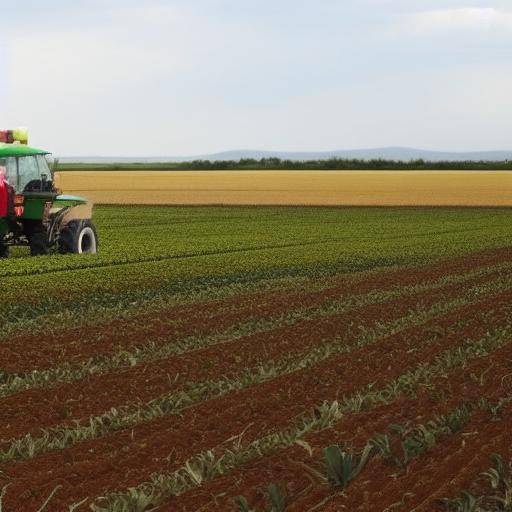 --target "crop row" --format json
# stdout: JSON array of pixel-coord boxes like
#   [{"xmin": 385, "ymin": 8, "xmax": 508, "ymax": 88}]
[
  {"xmin": 1, "ymin": 249, "xmax": 504, "ymax": 347},
  {"xmin": 4, "ymin": 283, "xmax": 509, "ymax": 510},
  {"xmin": 1, "ymin": 207, "xmax": 511, "ymax": 328},
  {"xmin": 234, "ymin": 397, "xmax": 501, "ymax": 512},
  {"xmin": 2, "ymin": 255, "xmax": 508, "ymax": 378},
  {"xmin": 0, "ymin": 289, "xmax": 485, "ymax": 463},
  {"xmin": 86, "ymin": 322, "xmax": 512, "ymax": 512},
  {"xmin": 171, "ymin": 321, "xmax": 512, "ymax": 512},
  {"xmin": 441, "ymin": 454, "xmax": 512, "ymax": 511},
  {"xmin": 1, "ymin": 263, "xmax": 509, "ymax": 447},
  {"xmin": 2, "ymin": 264, "xmax": 509, "ymax": 512},
  {"xmin": 1, "ymin": 270, "xmax": 508, "ymax": 454}
]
